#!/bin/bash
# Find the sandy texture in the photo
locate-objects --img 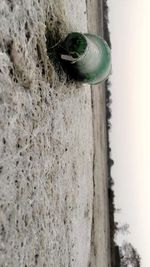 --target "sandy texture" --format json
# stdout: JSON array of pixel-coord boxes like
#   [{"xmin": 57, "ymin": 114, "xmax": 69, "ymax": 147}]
[
  {"xmin": 0, "ymin": 0, "xmax": 110, "ymax": 267},
  {"xmin": 86, "ymin": 1, "xmax": 111, "ymax": 267}
]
